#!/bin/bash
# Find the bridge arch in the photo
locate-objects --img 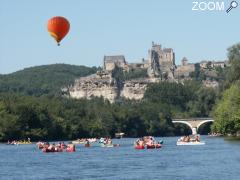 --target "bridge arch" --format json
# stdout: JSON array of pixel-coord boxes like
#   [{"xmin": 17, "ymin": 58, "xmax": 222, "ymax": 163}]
[
  {"xmin": 197, "ymin": 119, "xmax": 214, "ymax": 131},
  {"xmin": 172, "ymin": 121, "xmax": 194, "ymax": 134}
]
